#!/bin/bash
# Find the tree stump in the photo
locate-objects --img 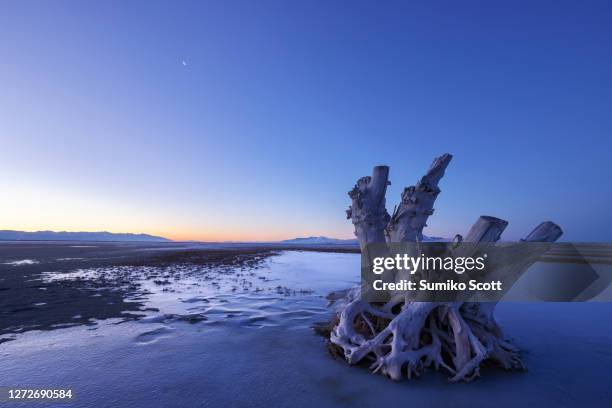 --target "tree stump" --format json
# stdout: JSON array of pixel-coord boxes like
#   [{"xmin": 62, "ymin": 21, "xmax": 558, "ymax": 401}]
[{"xmin": 330, "ymin": 154, "xmax": 562, "ymax": 382}]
